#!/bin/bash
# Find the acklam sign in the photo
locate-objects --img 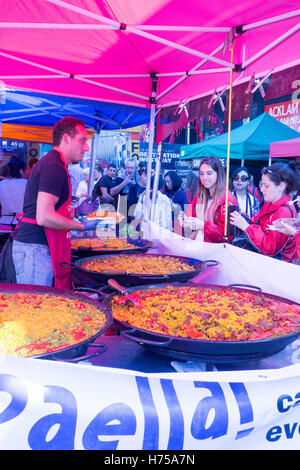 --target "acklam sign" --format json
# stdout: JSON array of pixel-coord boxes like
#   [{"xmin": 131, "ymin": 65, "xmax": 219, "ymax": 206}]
[{"xmin": 265, "ymin": 99, "xmax": 300, "ymax": 132}]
